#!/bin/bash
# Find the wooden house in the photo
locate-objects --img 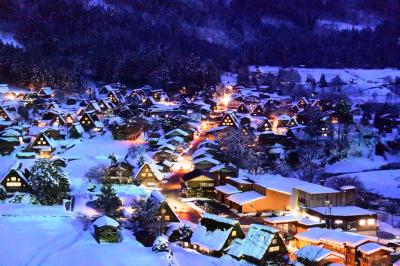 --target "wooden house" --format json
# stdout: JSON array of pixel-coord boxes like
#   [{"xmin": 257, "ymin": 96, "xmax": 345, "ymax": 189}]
[
  {"xmin": 85, "ymin": 100, "xmax": 102, "ymax": 113},
  {"xmin": 98, "ymin": 98, "xmax": 115, "ymax": 112},
  {"xmin": 251, "ymin": 104, "xmax": 265, "ymax": 116},
  {"xmin": 165, "ymin": 128, "xmax": 190, "ymax": 142},
  {"xmin": 0, "ymin": 106, "xmax": 13, "ymax": 121},
  {"xmin": 50, "ymin": 114, "xmax": 67, "ymax": 127},
  {"xmin": 47, "ymin": 102, "xmax": 60, "ymax": 111},
  {"xmin": 98, "ymin": 85, "xmax": 114, "ymax": 95},
  {"xmin": 295, "ymin": 228, "xmax": 392, "ymax": 266},
  {"xmin": 38, "ymin": 87, "xmax": 54, "ymax": 98},
  {"xmin": 236, "ymin": 103, "xmax": 249, "ymax": 114},
  {"xmin": 26, "ymin": 132, "xmax": 56, "ymax": 158},
  {"xmin": 190, "ymin": 213, "xmax": 245, "ymax": 256},
  {"xmin": 0, "ymin": 137, "xmax": 19, "ymax": 155},
  {"xmin": 305, "ymin": 206, "xmax": 378, "ymax": 234},
  {"xmin": 219, "ymin": 111, "xmax": 240, "ymax": 128},
  {"xmin": 257, "ymin": 119, "xmax": 273, "ymax": 132},
  {"xmin": 193, "ymin": 156, "xmax": 221, "ymax": 171},
  {"xmin": 134, "ymin": 162, "xmax": 164, "ymax": 187},
  {"xmin": 357, "ymin": 242, "xmax": 393, "ymax": 266},
  {"xmin": 297, "ymin": 97, "xmax": 309, "ymax": 109},
  {"xmin": 0, "ymin": 163, "xmax": 31, "ymax": 193},
  {"xmin": 295, "ymin": 245, "xmax": 345, "ymax": 266},
  {"xmin": 147, "ymin": 190, "xmax": 179, "ymax": 223},
  {"xmin": 227, "ymin": 224, "xmax": 288, "ymax": 265},
  {"xmin": 79, "ymin": 112, "xmax": 103, "ymax": 131},
  {"xmin": 104, "ymin": 162, "xmax": 133, "ymax": 184},
  {"xmin": 107, "ymin": 90, "xmax": 122, "ymax": 105},
  {"xmin": 208, "ymin": 163, "xmax": 238, "ymax": 185},
  {"xmin": 182, "ymin": 169, "xmax": 215, "ymax": 190},
  {"xmin": 93, "ymin": 215, "xmax": 120, "ymax": 243},
  {"xmin": 69, "ymin": 123, "xmax": 85, "ymax": 138}
]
